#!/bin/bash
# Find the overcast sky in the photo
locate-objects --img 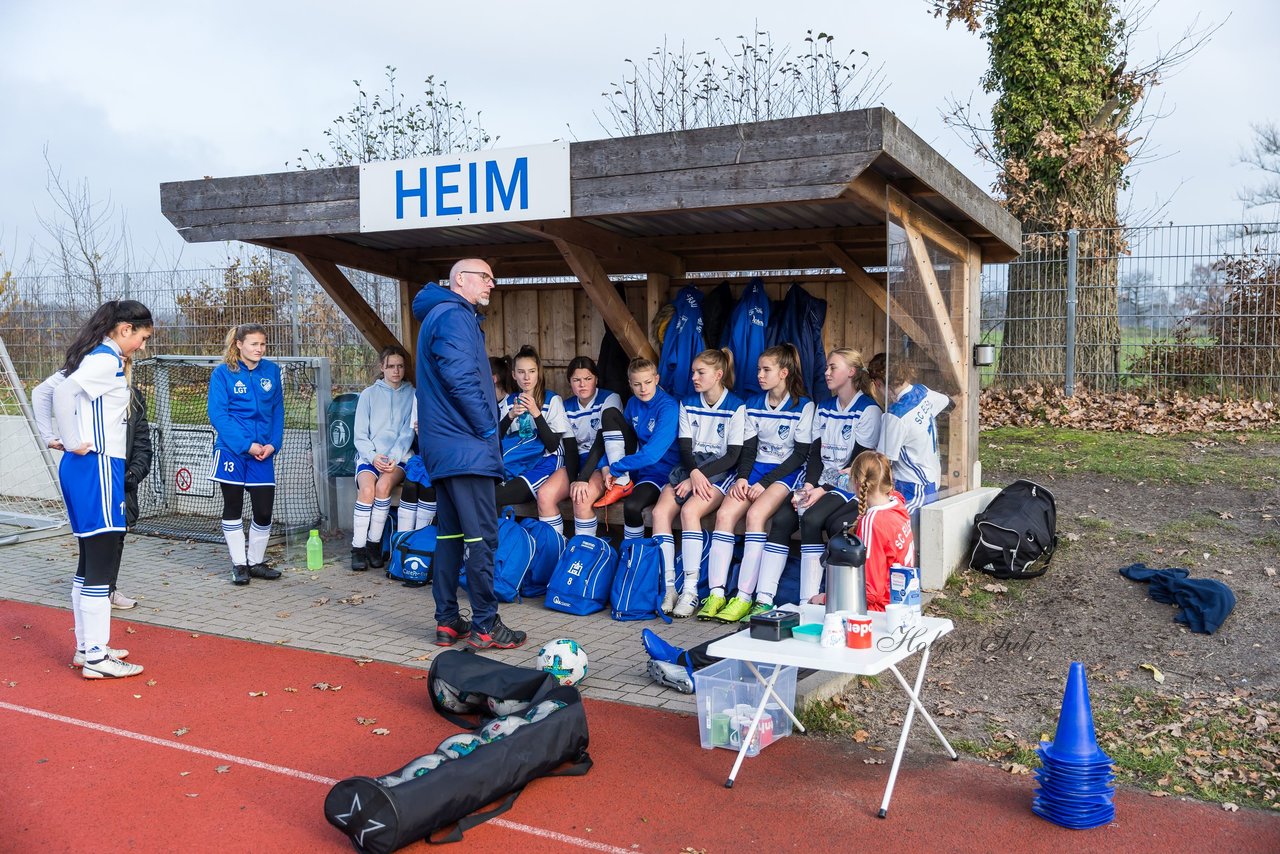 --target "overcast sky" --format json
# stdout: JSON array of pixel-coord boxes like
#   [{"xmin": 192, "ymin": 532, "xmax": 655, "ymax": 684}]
[{"xmin": 2, "ymin": 0, "xmax": 1277, "ymax": 272}]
